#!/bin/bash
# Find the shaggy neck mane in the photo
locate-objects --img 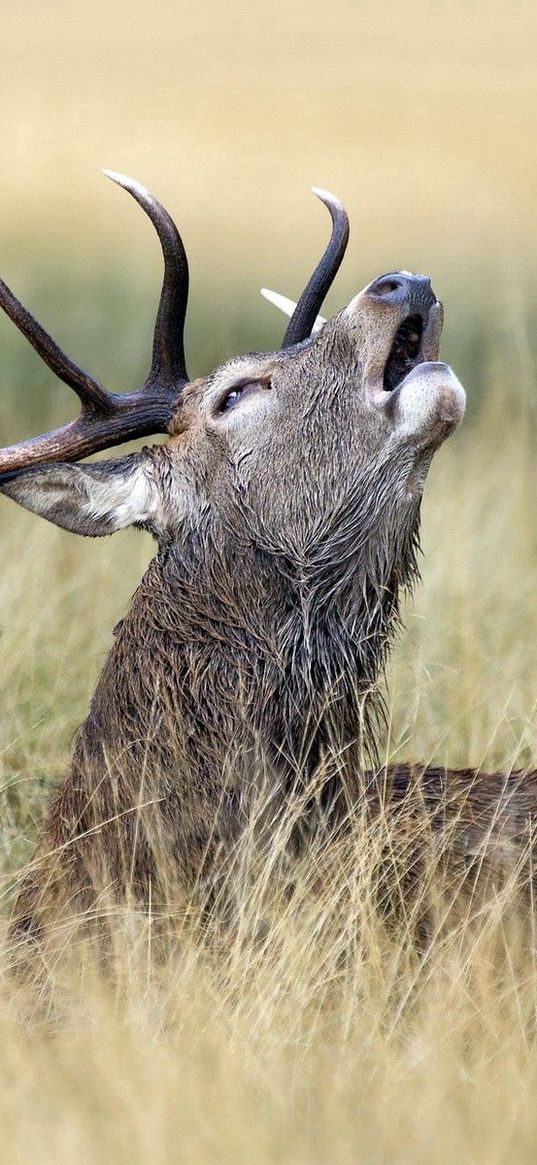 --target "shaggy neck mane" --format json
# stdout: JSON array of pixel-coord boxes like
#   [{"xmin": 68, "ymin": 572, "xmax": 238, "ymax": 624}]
[{"xmin": 79, "ymin": 459, "xmax": 422, "ymax": 824}]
